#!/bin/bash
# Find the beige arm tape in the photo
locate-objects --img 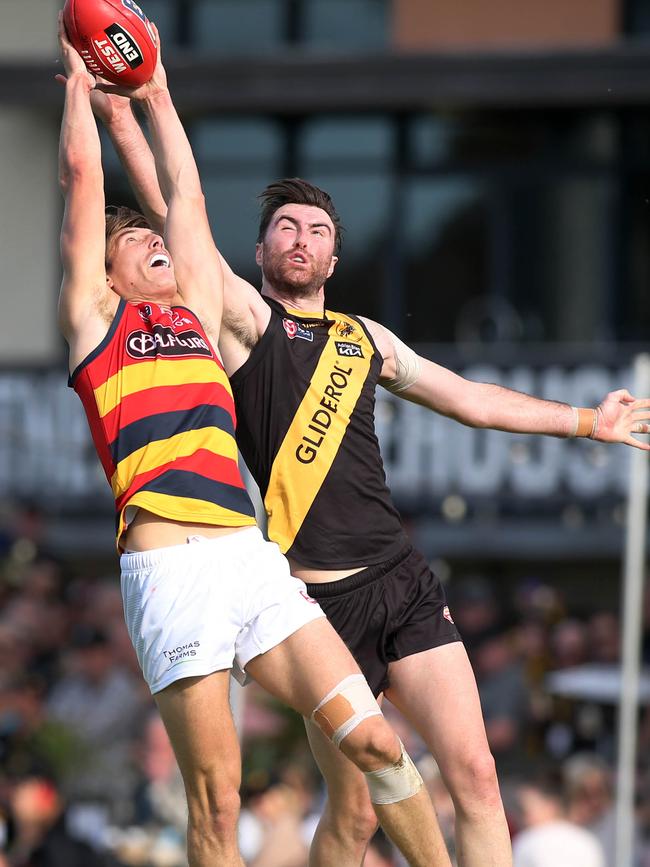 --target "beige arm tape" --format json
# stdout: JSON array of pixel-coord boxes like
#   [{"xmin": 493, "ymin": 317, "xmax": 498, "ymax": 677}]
[
  {"xmin": 382, "ymin": 332, "xmax": 422, "ymax": 394},
  {"xmin": 364, "ymin": 740, "xmax": 424, "ymax": 805},
  {"xmin": 310, "ymin": 674, "xmax": 383, "ymax": 748},
  {"xmin": 569, "ymin": 406, "xmax": 598, "ymax": 438}
]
